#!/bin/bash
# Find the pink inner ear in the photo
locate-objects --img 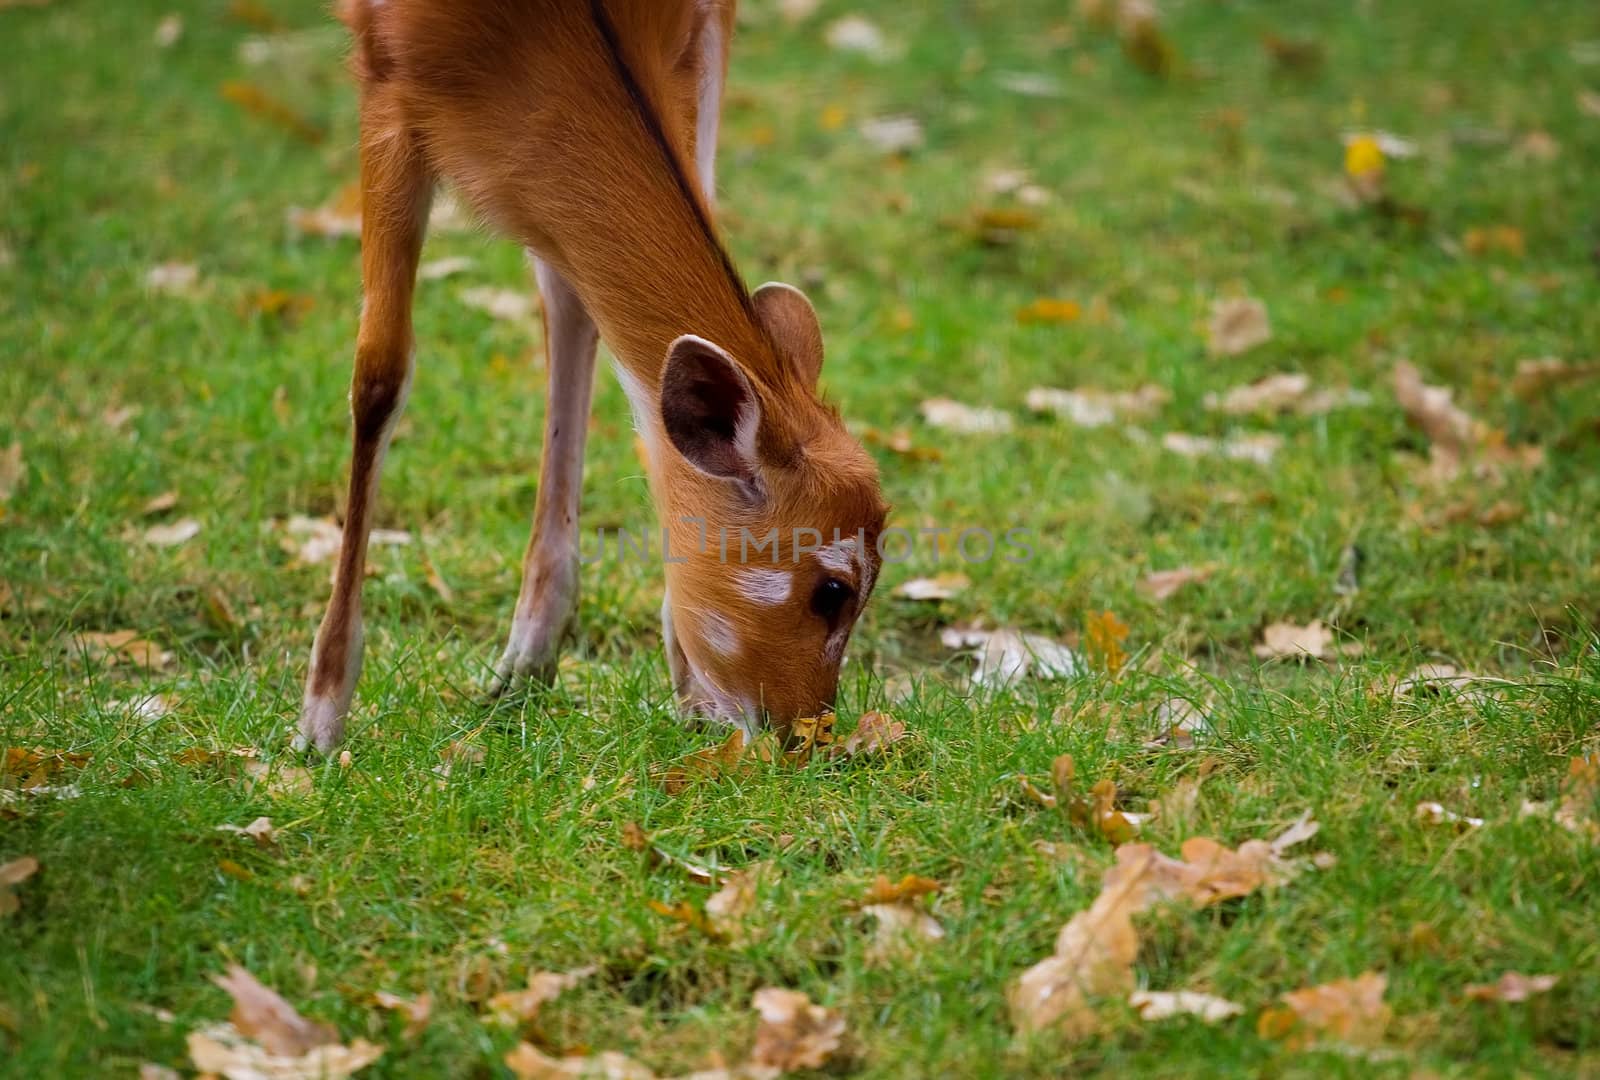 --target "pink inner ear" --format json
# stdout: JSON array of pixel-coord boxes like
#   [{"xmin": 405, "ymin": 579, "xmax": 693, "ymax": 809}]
[{"xmin": 659, "ymin": 334, "xmax": 761, "ymax": 484}]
